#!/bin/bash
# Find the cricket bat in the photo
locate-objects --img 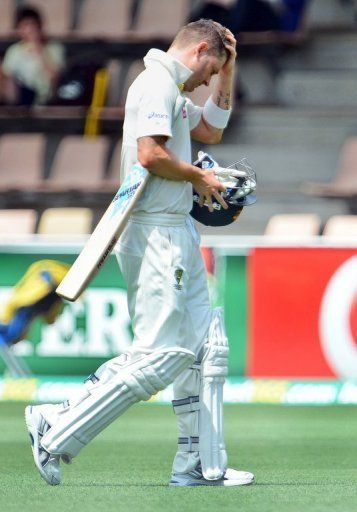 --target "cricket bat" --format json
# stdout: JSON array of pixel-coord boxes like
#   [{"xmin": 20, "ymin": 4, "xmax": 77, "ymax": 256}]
[{"xmin": 56, "ymin": 164, "xmax": 149, "ymax": 301}]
